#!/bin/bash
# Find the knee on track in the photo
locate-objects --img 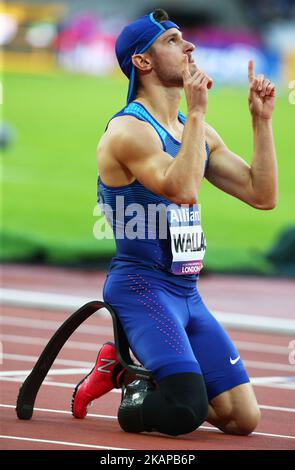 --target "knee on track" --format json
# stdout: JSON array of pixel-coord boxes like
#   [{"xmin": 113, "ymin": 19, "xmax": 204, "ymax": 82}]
[
  {"xmin": 164, "ymin": 397, "xmax": 208, "ymax": 436},
  {"xmin": 233, "ymin": 406, "xmax": 261, "ymax": 435},
  {"xmin": 157, "ymin": 372, "xmax": 209, "ymax": 436},
  {"xmin": 215, "ymin": 401, "xmax": 261, "ymax": 436}
]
